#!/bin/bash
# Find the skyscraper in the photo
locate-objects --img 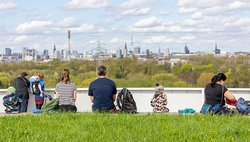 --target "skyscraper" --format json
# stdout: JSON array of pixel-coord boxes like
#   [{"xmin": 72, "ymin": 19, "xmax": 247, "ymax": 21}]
[
  {"xmin": 5, "ymin": 48, "xmax": 11, "ymax": 56},
  {"xmin": 215, "ymin": 44, "xmax": 221, "ymax": 54},
  {"xmin": 184, "ymin": 44, "xmax": 190, "ymax": 54}
]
